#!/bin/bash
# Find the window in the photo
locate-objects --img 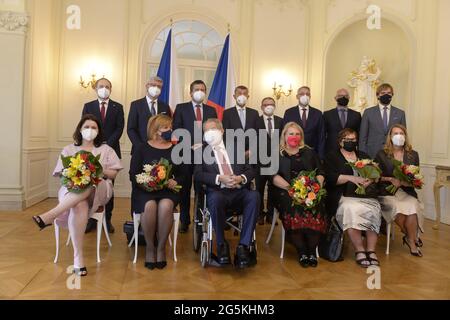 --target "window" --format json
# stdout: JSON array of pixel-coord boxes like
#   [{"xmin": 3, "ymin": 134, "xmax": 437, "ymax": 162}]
[{"xmin": 147, "ymin": 20, "xmax": 223, "ymax": 102}]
